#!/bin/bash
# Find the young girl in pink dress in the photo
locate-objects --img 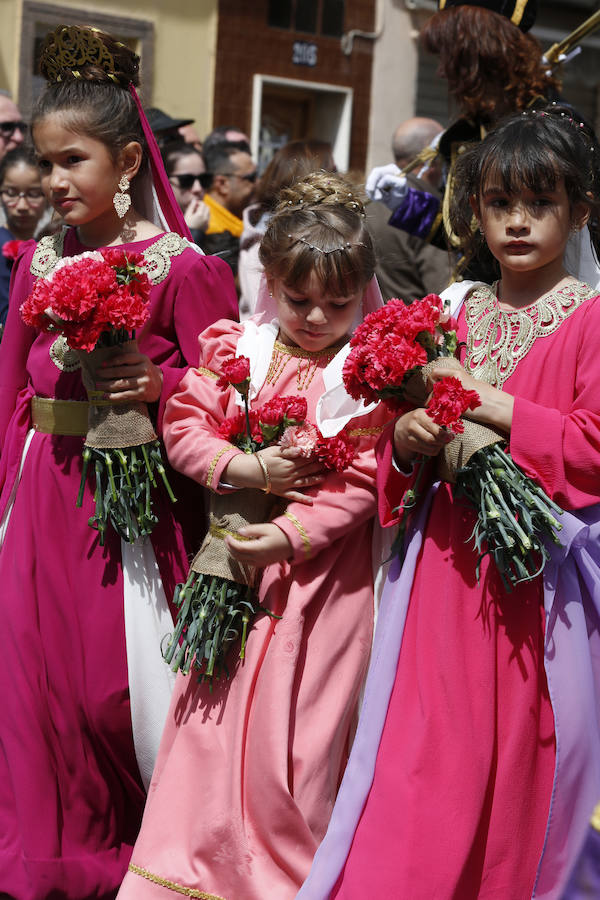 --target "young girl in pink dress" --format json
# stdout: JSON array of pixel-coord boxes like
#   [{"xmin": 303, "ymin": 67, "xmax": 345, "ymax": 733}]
[
  {"xmin": 0, "ymin": 25, "xmax": 237, "ymax": 900},
  {"xmin": 118, "ymin": 172, "xmax": 391, "ymax": 899},
  {"xmin": 298, "ymin": 105, "xmax": 600, "ymax": 900}
]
